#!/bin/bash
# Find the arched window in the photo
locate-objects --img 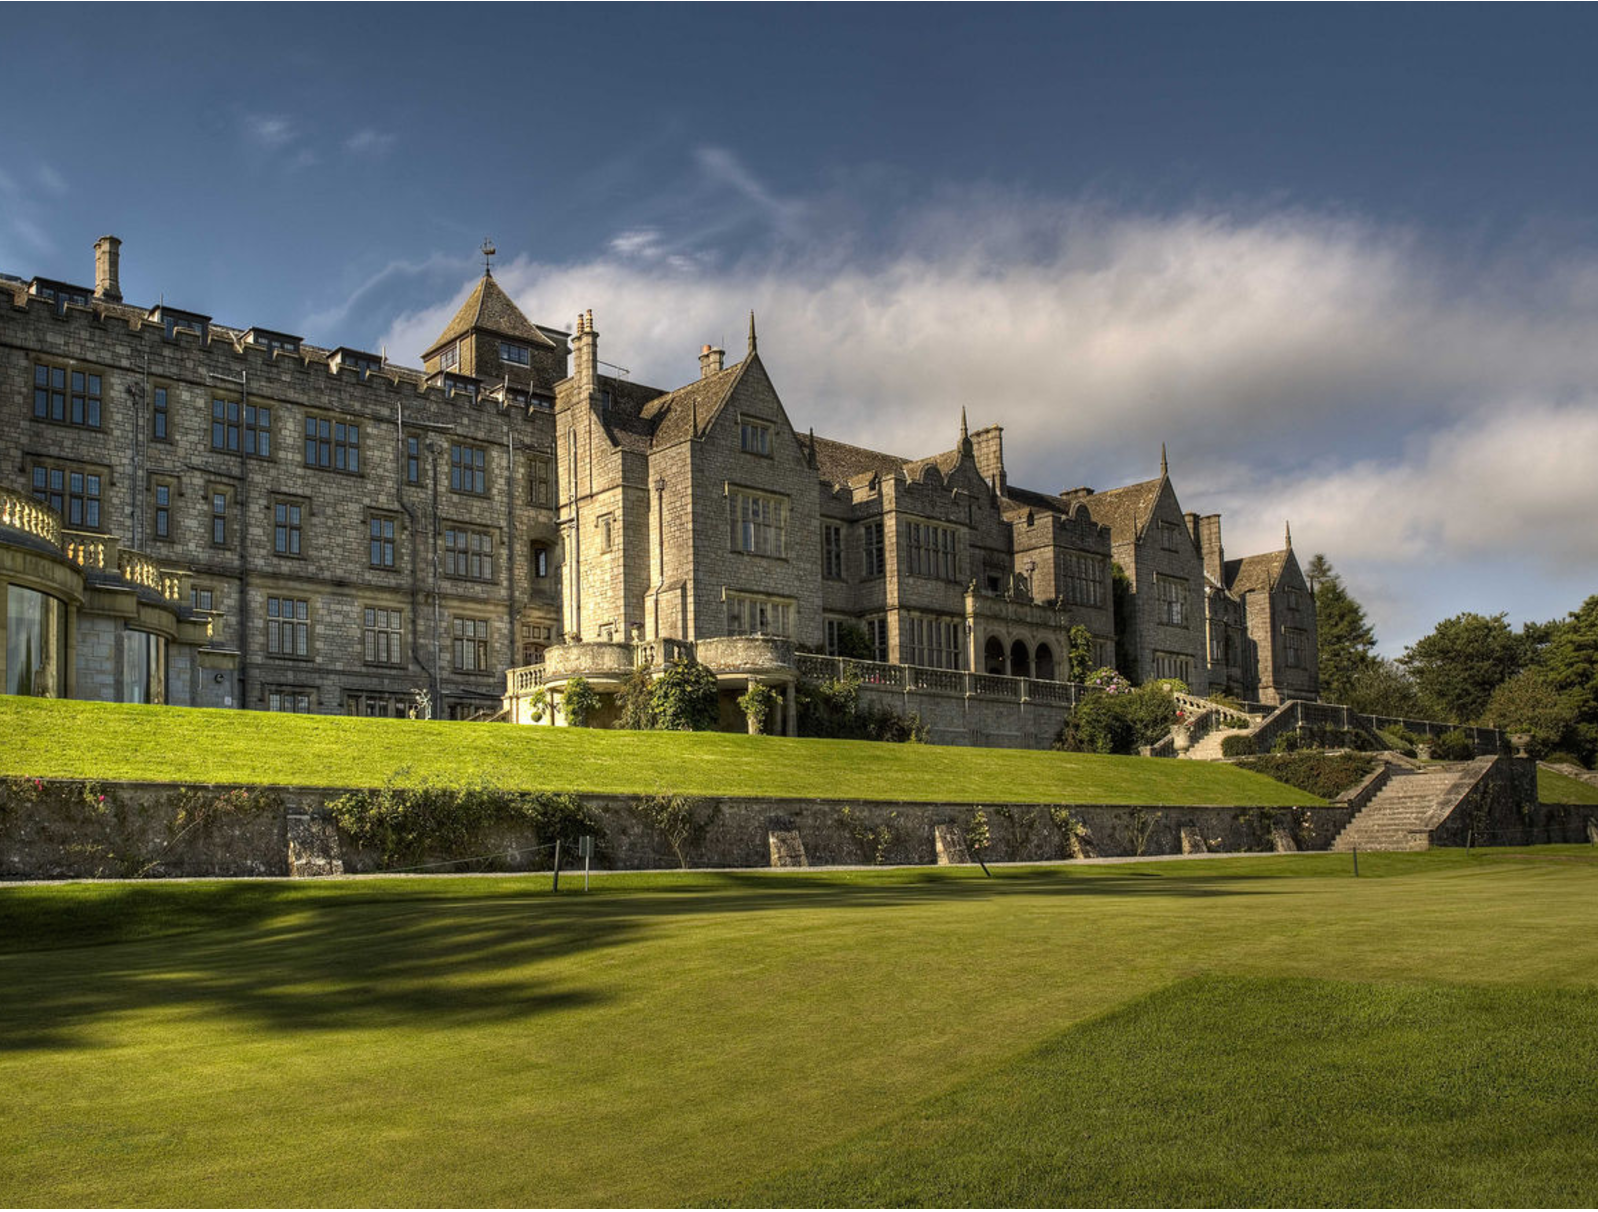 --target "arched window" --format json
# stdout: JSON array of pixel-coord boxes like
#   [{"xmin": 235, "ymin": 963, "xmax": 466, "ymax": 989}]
[
  {"xmin": 1010, "ymin": 639, "xmax": 1031, "ymax": 679},
  {"xmin": 984, "ymin": 636, "xmax": 1006, "ymax": 676},
  {"xmin": 1034, "ymin": 642, "xmax": 1055, "ymax": 682}
]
